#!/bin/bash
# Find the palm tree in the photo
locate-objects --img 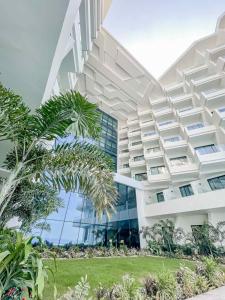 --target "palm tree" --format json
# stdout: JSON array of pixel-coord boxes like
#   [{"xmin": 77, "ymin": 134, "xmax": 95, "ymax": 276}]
[{"xmin": 0, "ymin": 83, "xmax": 117, "ymax": 220}]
